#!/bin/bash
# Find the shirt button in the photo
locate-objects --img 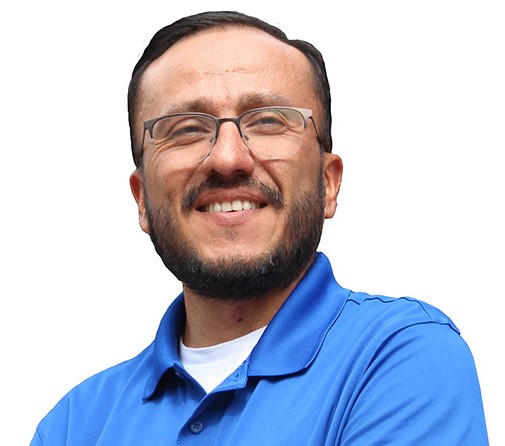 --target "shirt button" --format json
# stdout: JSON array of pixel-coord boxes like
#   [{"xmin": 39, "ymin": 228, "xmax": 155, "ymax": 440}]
[{"xmin": 189, "ymin": 420, "xmax": 204, "ymax": 435}]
